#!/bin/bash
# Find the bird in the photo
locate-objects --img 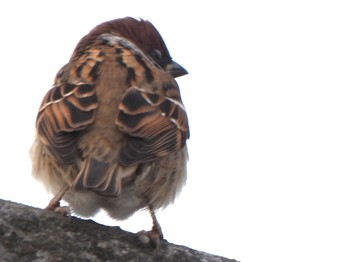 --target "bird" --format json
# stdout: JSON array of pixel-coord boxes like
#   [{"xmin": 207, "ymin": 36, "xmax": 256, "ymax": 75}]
[{"xmin": 30, "ymin": 17, "xmax": 189, "ymax": 247}]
